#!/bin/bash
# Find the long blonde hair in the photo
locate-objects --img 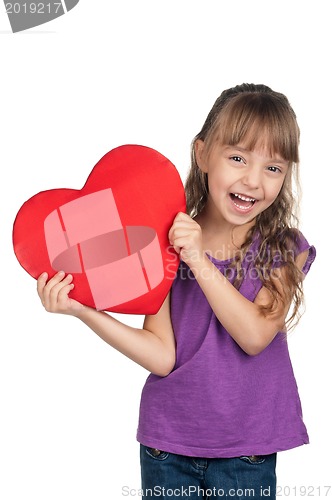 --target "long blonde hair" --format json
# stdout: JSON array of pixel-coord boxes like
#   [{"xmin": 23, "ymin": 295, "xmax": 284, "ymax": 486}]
[{"xmin": 185, "ymin": 83, "xmax": 304, "ymax": 329}]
